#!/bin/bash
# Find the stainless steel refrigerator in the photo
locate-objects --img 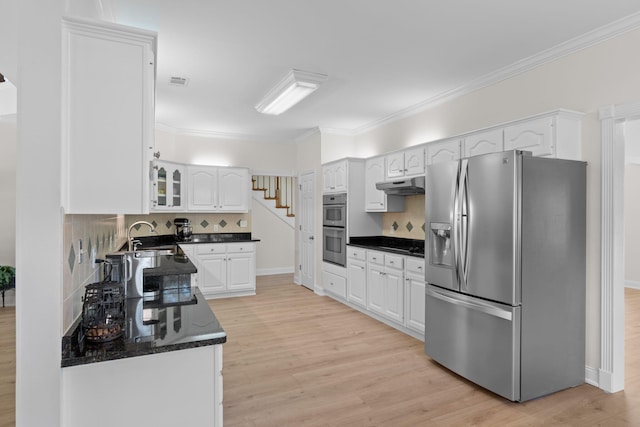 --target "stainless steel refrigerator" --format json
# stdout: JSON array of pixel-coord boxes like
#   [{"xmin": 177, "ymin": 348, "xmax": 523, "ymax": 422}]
[{"xmin": 424, "ymin": 150, "xmax": 586, "ymax": 402}]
